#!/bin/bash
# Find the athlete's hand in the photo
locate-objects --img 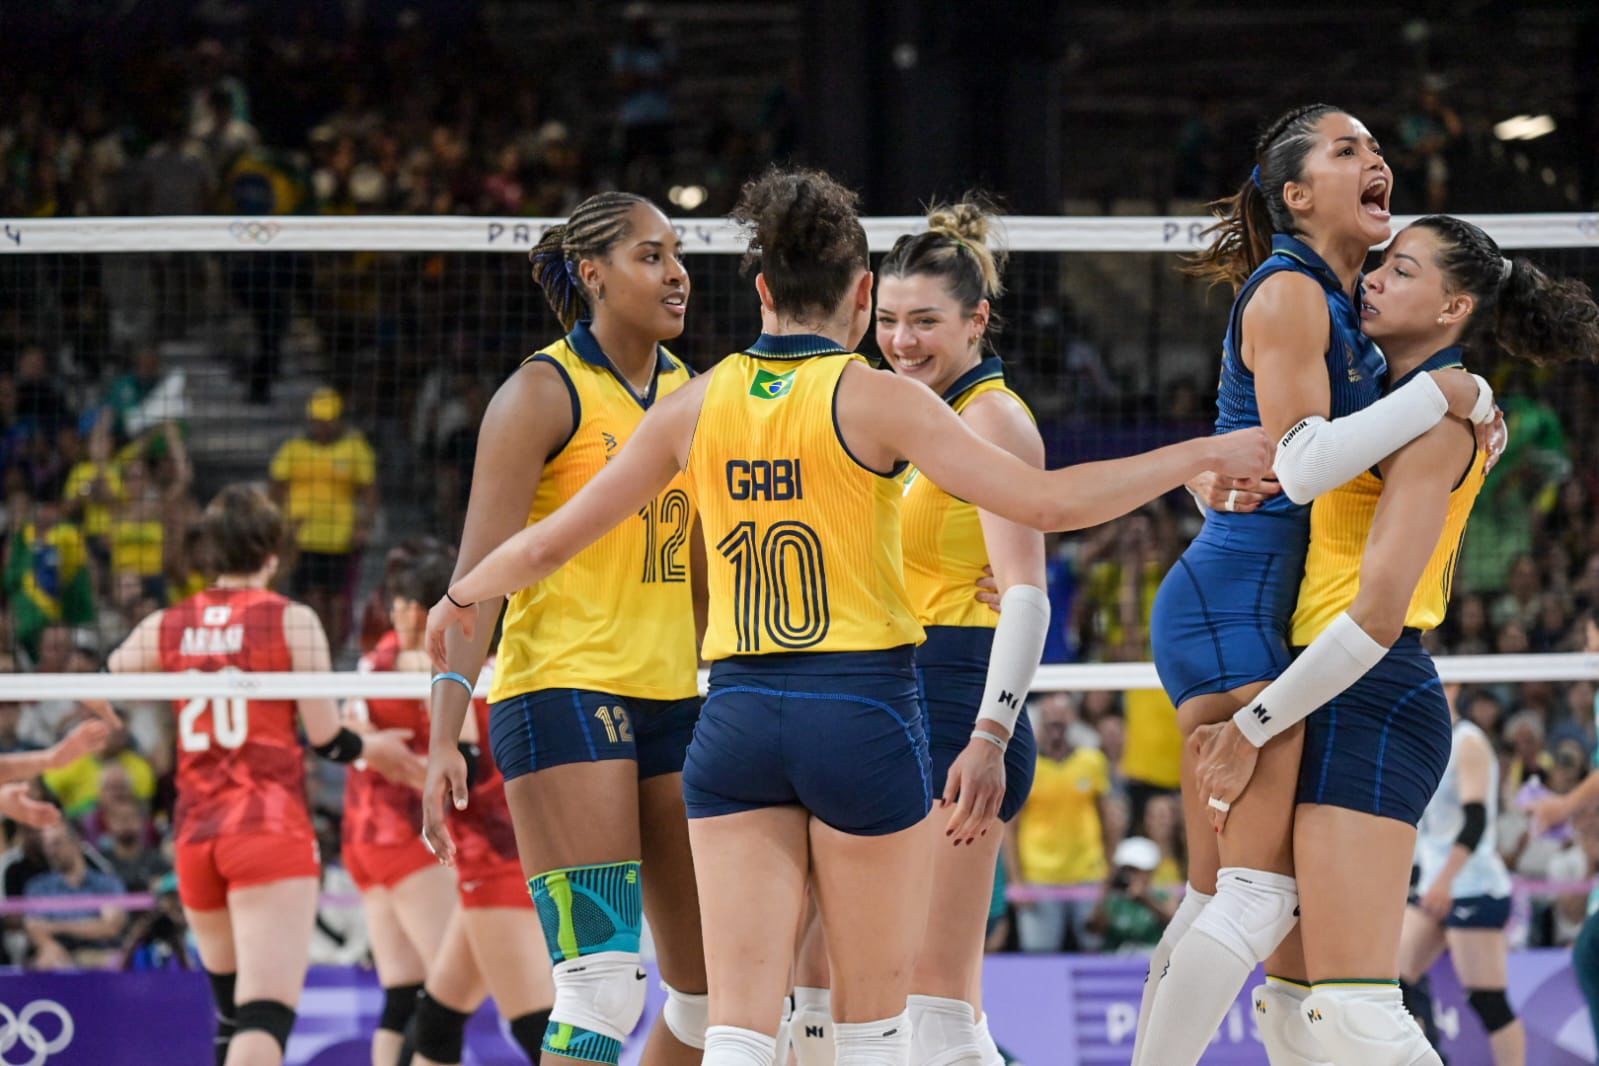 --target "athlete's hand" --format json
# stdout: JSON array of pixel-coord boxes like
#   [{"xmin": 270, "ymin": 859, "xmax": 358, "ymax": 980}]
[
  {"xmin": 943, "ymin": 730, "xmax": 1008, "ymax": 845},
  {"xmin": 421, "ymin": 744, "xmax": 469, "ymax": 866},
  {"xmin": 1186, "ymin": 472, "xmax": 1281, "ymax": 514},
  {"xmin": 1419, "ymin": 880, "xmax": 1453, "ymax": 923},
  {"xmin": 41, "ymin": 720, "xmax": 112, "ymax": 773},
  {"xmin": 426, "ymin": 594, "xmax": 476, "ymax": 673},
  {"xmin": 79, "ymin": 699, "xmax": 122, "ymax": 728},
  {"xmin": 361, "ymin": 728, "xmax": 427, "ymax": 790},
  {"xmin": 0, "ymin": 783, "xmax": 61, "ymax": 829},
  {"xmin": 1207, "ymin": 427, "xmax": 1274, "ymax": 481},
  {"xmin": 1480, "ymin": 407, "xmax": 1509, "ymax": 473},
  {"xmin": 1191, "ymin": 721, "xmax": 1261, "ymax": 833},
  {"xmin": 975, "ymin": 566, "xmax": 1001, "ymax": 614}
]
